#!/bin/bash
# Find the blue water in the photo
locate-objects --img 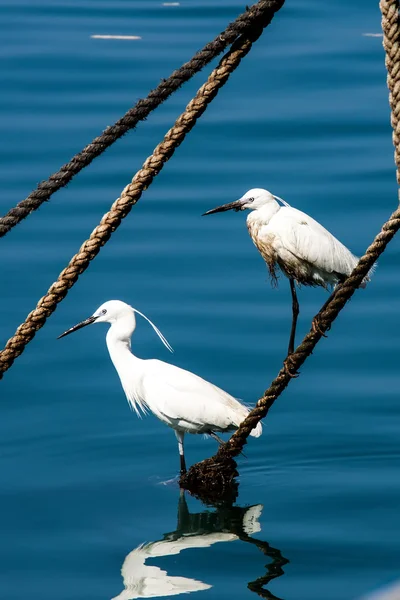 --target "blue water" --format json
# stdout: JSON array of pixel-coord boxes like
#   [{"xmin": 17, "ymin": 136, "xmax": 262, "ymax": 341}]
[{"xmin": 1, "ymin": 1, "xmax": 399, "ymax": 599}]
